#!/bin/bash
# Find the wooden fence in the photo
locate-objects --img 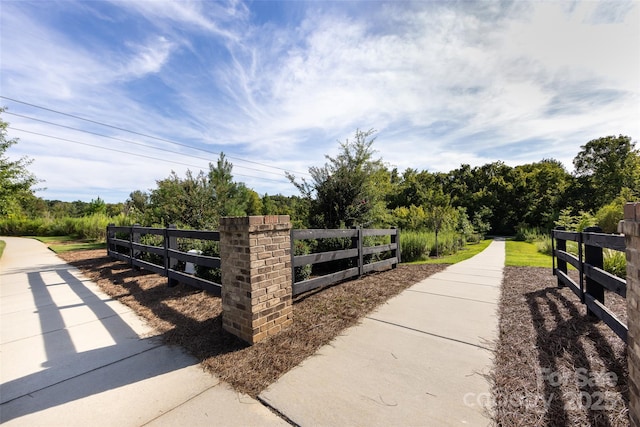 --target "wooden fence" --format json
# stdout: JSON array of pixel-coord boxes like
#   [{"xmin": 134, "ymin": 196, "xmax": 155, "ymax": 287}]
[
  {"xmin": 552, "ymin": 226, "xmax": 627, "ymax": 342},
  {"xmin": 107, "ymin": 224, "xmax": 400, "ymax": 299},
  {"xmin": 107, "ymin": 224, "xmax": 222, "ymax": 295},
  {"xmin": 291, "ymin": 228, "xmax": 401, "ymax": 297}
]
